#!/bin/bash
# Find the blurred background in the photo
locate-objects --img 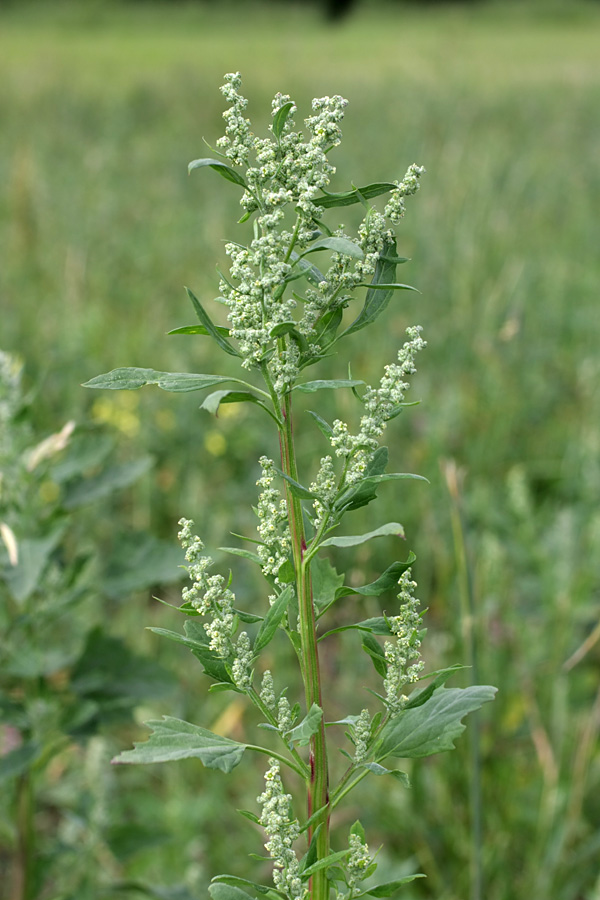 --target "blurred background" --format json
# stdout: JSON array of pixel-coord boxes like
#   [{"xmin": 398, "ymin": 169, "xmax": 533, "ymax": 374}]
[{"xmin": 1, "ymin": 1, "xmax": 599, "ymax": 899}]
